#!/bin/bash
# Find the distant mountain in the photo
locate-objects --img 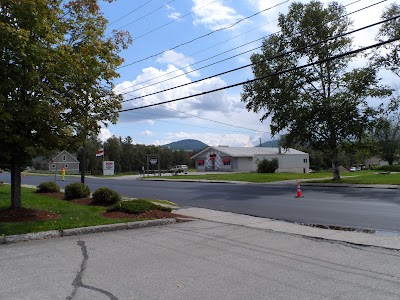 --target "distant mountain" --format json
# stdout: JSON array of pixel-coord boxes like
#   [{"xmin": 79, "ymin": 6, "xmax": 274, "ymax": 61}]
[
  {"xmin": 163, "ymin": 139, "xmax": 208, "ymax": 151},
  {"xmin": 257, "ymin": 140, "xmax": 280, "ymax": 147}
]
